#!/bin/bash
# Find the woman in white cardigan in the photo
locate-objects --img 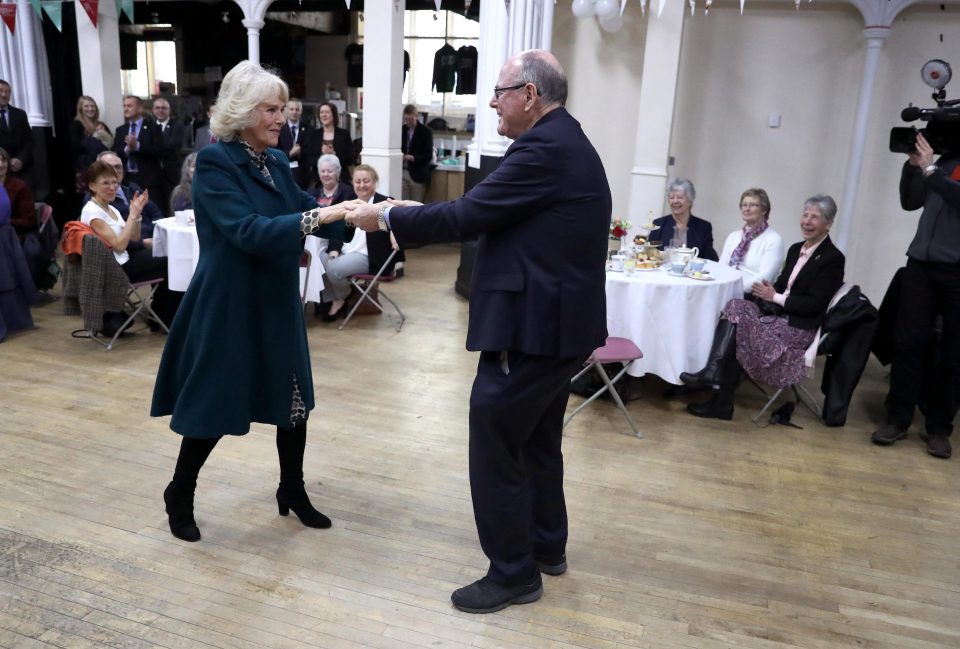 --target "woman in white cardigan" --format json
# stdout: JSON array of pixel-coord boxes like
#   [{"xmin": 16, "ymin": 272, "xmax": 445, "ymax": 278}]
[{"xmin": 718, "ymin": 187, "xmax": 786, "ymax": 294}]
